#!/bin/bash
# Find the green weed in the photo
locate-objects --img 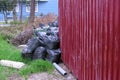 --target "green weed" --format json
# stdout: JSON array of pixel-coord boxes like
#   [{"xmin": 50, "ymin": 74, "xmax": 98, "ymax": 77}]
[
  {"xmin": 0, "ymin": 36, "xmax": 54, "ymax": 79},
  {"xmin": 19, "ymin": 60, "xmax": 54, "ymax": 78}
]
